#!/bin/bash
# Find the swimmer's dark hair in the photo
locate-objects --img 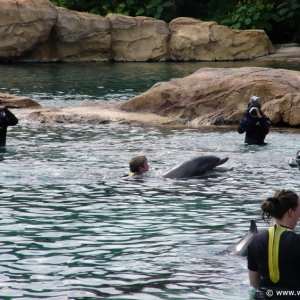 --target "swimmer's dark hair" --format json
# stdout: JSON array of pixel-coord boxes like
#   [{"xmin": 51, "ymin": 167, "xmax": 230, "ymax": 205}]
[
  {"xmin": 261, "ymin": 189, "xmax": 299, "ymax": 222},
  {"xmin": 129, "ymin": 156, "xmax": 147, "ymax": 173}
]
